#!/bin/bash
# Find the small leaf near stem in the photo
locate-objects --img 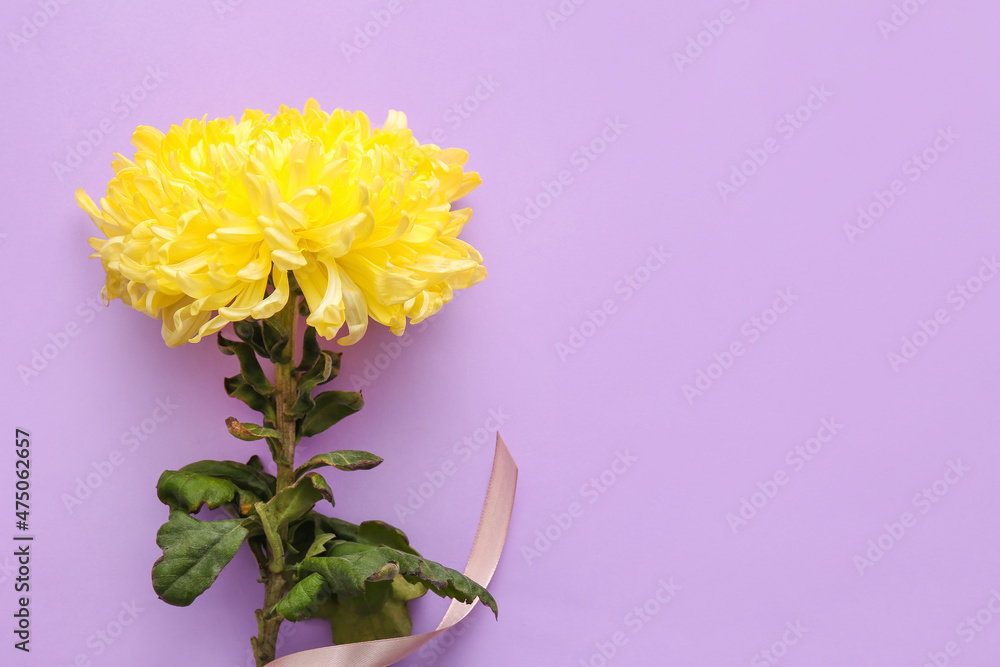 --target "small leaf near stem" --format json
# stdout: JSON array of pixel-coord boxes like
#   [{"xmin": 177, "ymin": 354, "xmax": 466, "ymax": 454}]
[
  {"xmin": 295, "ymin": 450, "xmax": 383, "ymax": 478},
  {"xmin": 226, "ymin": 417, "xmax": 281, "ymax": 441},
  {"xmin": 254, "ymin": 501, "xmax": 285, "ymax": 574}
]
